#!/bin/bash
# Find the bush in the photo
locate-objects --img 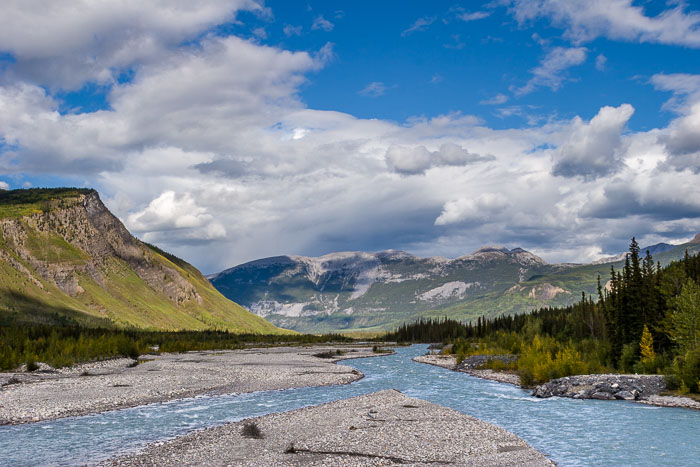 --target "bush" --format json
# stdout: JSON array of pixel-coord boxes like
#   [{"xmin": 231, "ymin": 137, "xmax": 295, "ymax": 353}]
[
  {"xmin": 516, "ymin": 335, "xmax": 591, "ymax": 385},
  {"xmin": 25, "ymin": 356, "xmax": 38, "ymax": 372},
  {"xmin": 241, "ymin": 421, "xmax": 263, "ymax": 439},
  {"xmin": 669, "ymin": 349, "xmax": 700, "ymax": 393},
  {"xmin": 619, "ymin": 343, "xmax": 639, "ymax": 373}
]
